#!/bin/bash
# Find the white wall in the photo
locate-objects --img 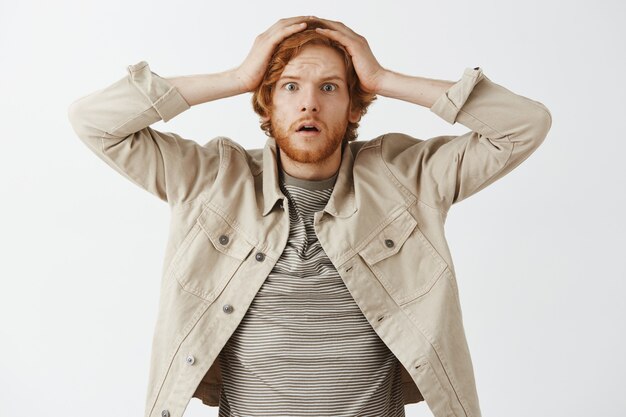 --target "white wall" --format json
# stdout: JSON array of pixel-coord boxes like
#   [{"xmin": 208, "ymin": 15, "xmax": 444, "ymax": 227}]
[{"xmin": 1, "ymin": 0, "xmax": 624, "ymax": 416}]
